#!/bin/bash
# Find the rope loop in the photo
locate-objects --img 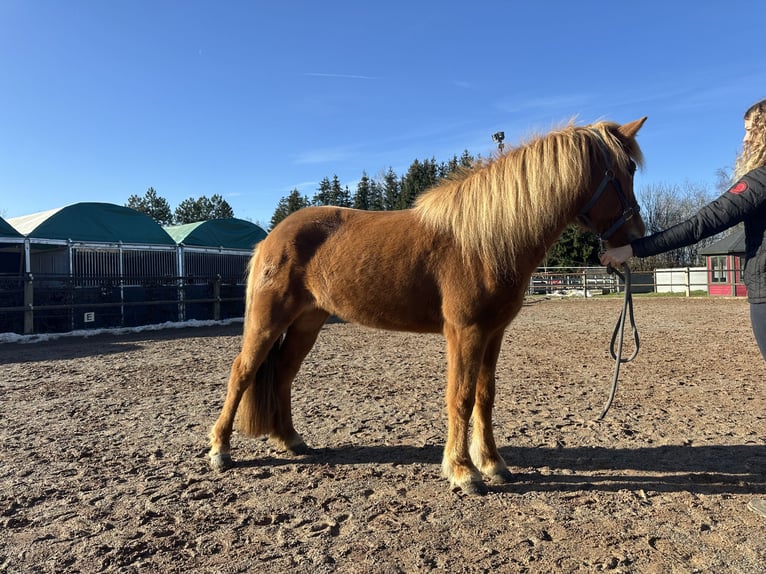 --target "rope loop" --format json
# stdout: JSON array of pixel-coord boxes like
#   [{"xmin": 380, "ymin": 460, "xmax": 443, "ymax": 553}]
[{"xmin": 597, "ymin": 263, "xmax": 640, "ymax": 420}]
